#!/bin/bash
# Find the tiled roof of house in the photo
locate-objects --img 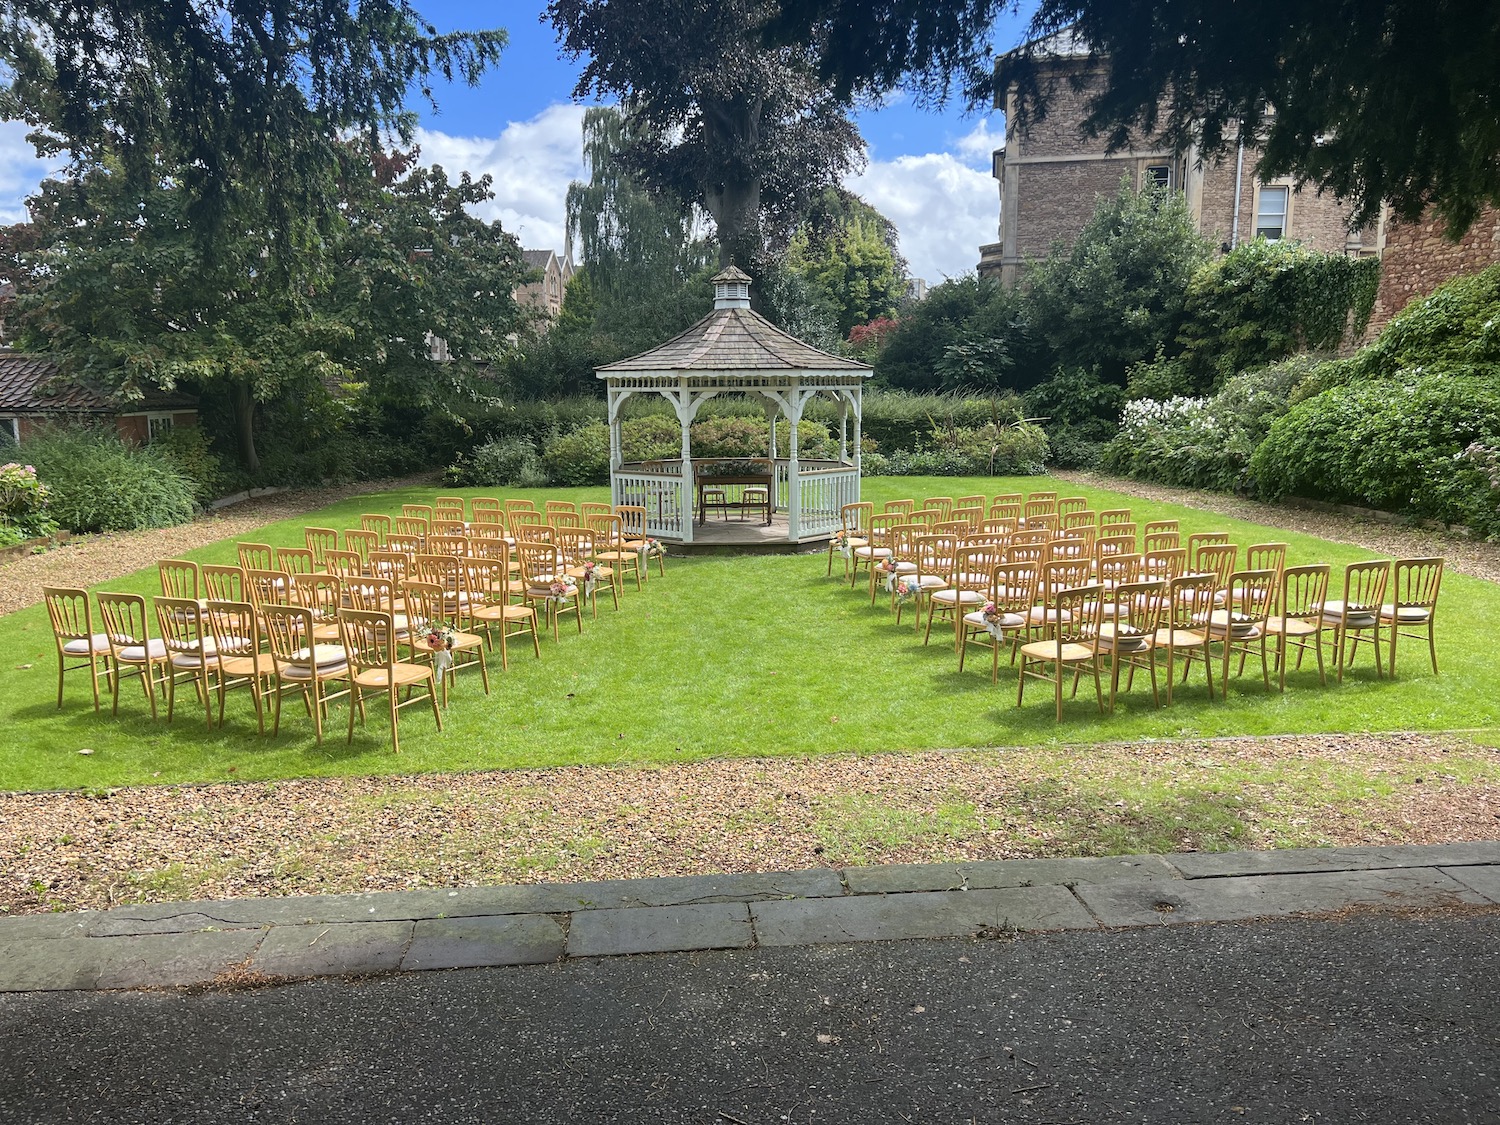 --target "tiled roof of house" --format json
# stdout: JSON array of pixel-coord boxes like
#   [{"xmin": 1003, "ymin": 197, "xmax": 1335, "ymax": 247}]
[
  {"xmin": 596, "ymin": 307, "xmax": 871, "ymax": 375},
  {"xmin": 521, "ymin": 249, "xmax": 555, "ymax": 269},
  {"xmin": 0, "ymin": 350, "xmax": 197, "ymax": 413}
]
